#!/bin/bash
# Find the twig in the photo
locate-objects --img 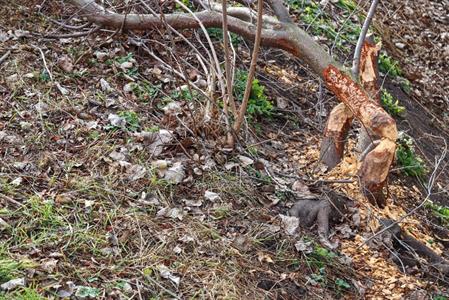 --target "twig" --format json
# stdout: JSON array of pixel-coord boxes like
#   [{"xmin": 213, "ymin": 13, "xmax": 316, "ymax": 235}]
[
  {"xmin": 351, "ymin": 0, "xmax": 379, "ymax": 79},
  {"xmin": 31, "ymin": 45, "xmax": 53, "ymax": 82},
  {"xmin": 0, "ymin": 193, "xmax": 24, "ymax": 208},
  {"xmin": 37, "ymin": 25, "xmax": 101, "ymax": 39},
  {"xmin": 233, "ymin": 0, "xmax": 263, "ymax": 134},
  {"xmin": 141, "ymin": 273, "xmax": 180, "ymax": 299},
  {"xmin": 222, "ymin": 0, "xmax": 237, "ymax": 116},
  {"xmin": 0, "ymin": 50, "xmax": 11, "ymax": 66}
]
